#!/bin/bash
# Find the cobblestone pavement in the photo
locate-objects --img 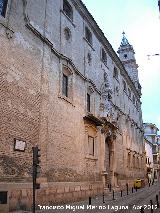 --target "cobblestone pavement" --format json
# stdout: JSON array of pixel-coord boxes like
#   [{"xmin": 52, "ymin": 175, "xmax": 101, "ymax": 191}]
[{"xmin": 12, "ymin": 182, "xmax": 160, "ymax": 213}]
